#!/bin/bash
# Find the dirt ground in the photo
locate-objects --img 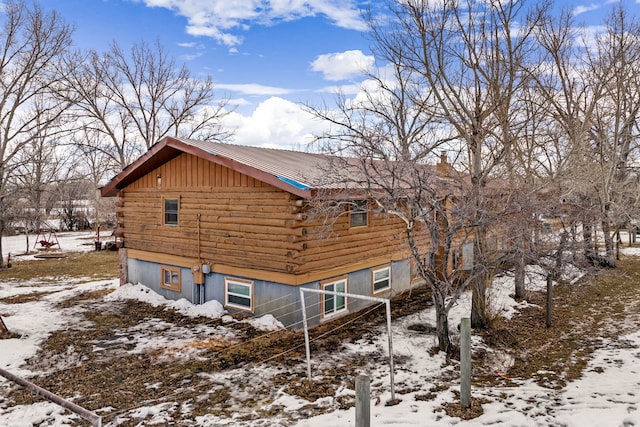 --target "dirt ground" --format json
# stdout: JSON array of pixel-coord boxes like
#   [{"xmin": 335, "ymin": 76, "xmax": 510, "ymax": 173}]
[{"xmin": 2, "ymin": 252, "xmax": 640, "ymax": 425}]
